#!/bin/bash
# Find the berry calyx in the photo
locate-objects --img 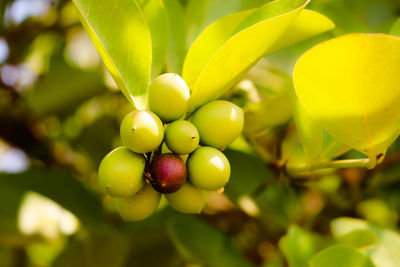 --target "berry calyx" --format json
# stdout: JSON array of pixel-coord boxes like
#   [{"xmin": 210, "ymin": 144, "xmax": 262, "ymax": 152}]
[{"xmin": 149, "ymin": 153, "xmax": 187, "ymax": 194}]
